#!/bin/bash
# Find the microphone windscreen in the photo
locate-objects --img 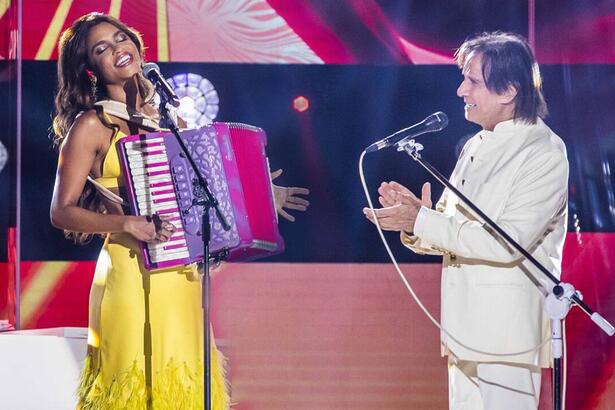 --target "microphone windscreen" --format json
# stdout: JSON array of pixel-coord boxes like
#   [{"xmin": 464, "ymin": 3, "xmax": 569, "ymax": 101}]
[
  {"xmin": 142, "ymin": 62, "xmax": 160, "ymax": 78},
  {"xmin": 424, "ymin": 112, "xmax": 449, "ymax": 132}
]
